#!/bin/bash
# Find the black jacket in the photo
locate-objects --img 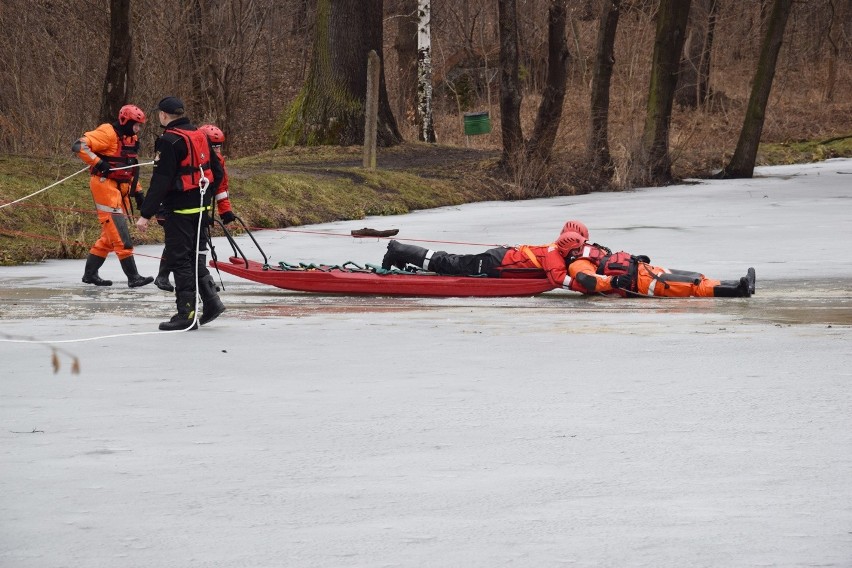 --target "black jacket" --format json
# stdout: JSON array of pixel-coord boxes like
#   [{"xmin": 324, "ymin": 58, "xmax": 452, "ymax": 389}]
[{"xmin": 141, "ymin": 117, "xmax": 224, "ymax": 219}]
